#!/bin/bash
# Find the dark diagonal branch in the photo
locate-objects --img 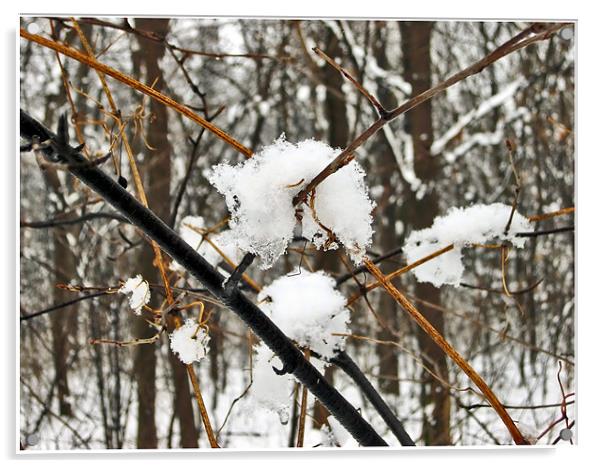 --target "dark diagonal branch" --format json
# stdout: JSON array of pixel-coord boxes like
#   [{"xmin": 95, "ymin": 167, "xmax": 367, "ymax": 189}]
[
  {"xmin": 327, "ymin": 350, "xmax": 415, "ymax": 446},
  {"xmin": 20, "ymin": 110, "xmax": 387, "ymax": 447}
]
